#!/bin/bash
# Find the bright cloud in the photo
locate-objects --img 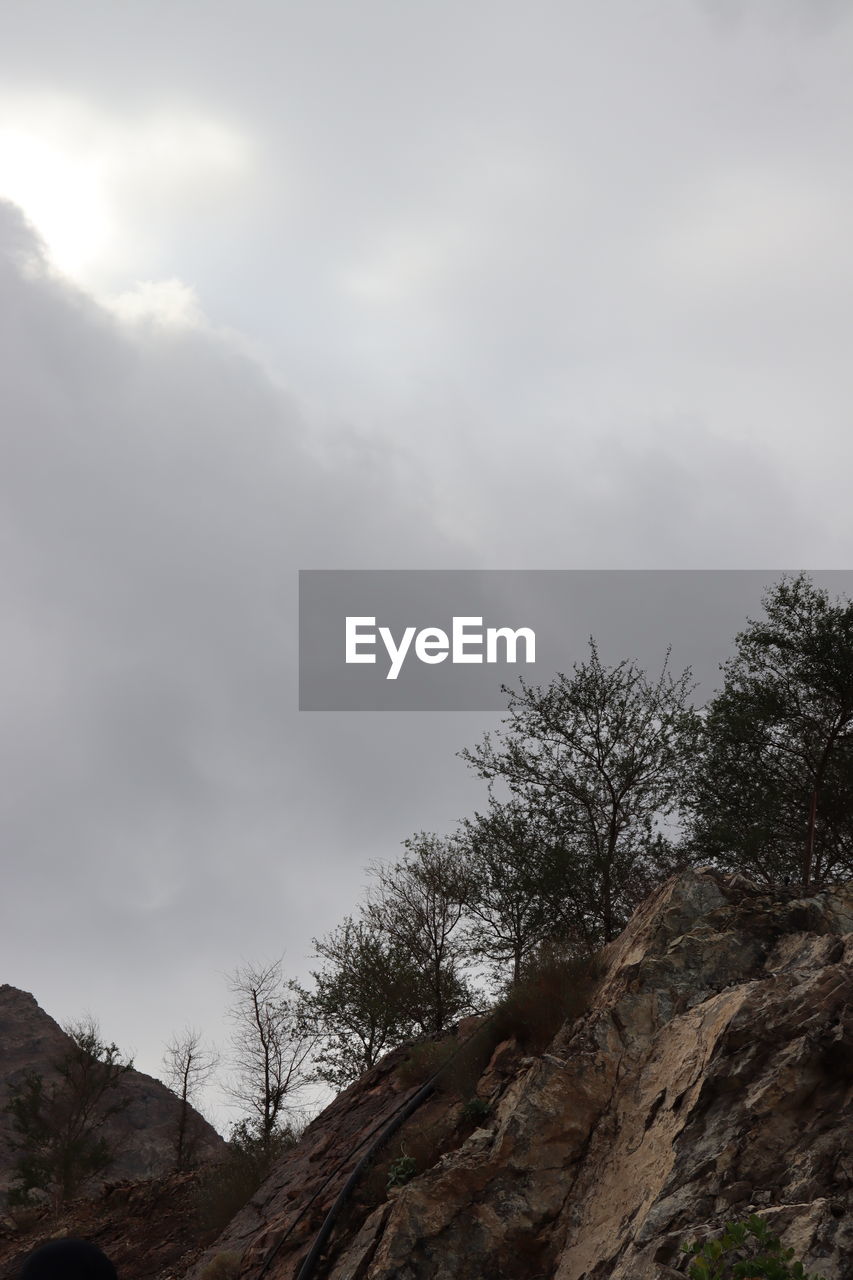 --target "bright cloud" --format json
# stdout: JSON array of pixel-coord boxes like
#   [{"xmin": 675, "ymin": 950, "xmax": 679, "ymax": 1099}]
[{"xmin": 0, "ymin": 93, "xmax": 255, "ymax": 287}]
